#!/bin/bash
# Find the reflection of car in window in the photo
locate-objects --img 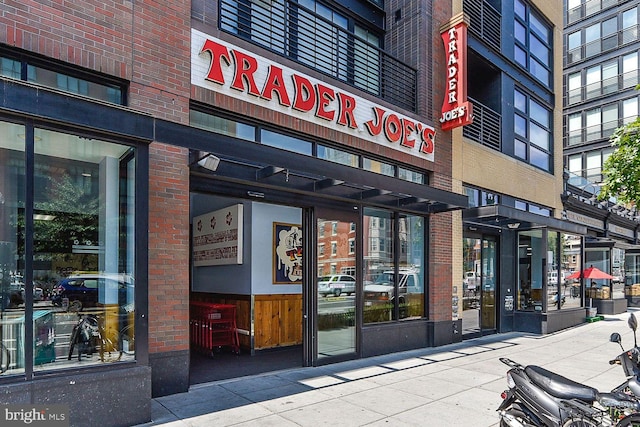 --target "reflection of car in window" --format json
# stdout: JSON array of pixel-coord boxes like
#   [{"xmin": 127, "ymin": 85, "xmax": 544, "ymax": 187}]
[
  {"xmin": 364, "ymin": 269, "xmax": 422, "ymax": 305},
  {"xmin": 317, "ymin": 275, "xmax": 356, "ymax": 297},
  {"xmin": 51, "ymin": 274, "xmax": 134, "ymax": 311}
]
